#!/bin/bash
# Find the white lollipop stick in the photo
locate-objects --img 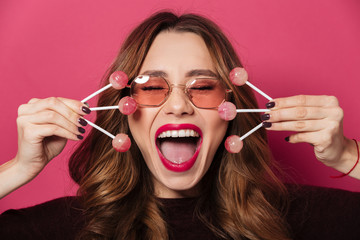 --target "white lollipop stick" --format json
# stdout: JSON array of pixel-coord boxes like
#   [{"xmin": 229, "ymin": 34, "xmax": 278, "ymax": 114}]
[
  {"xmin": 90, "ymin": 106, "xmax": 118, "ymax": 111},
  {"xmin": 240, "ymin": 122, "xmax": 263, "ymax": 141},
  {"xmin": 219, "ymin": 102, "xmax": 271, "ymax": 121},
  {"xmin": 245, "ymin": 82, "xmax": 273, "ymax": 101},
  {"xmin": 81, "ymin": 84, "xmax": 112, "ymax": 103},
  {"xmin": 236, "ymin": 109, "xmax": 270, "ymax": 113},
  {"xmin": 84, "ymin": 119, "xmax": 115, "ymax": 139}
]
